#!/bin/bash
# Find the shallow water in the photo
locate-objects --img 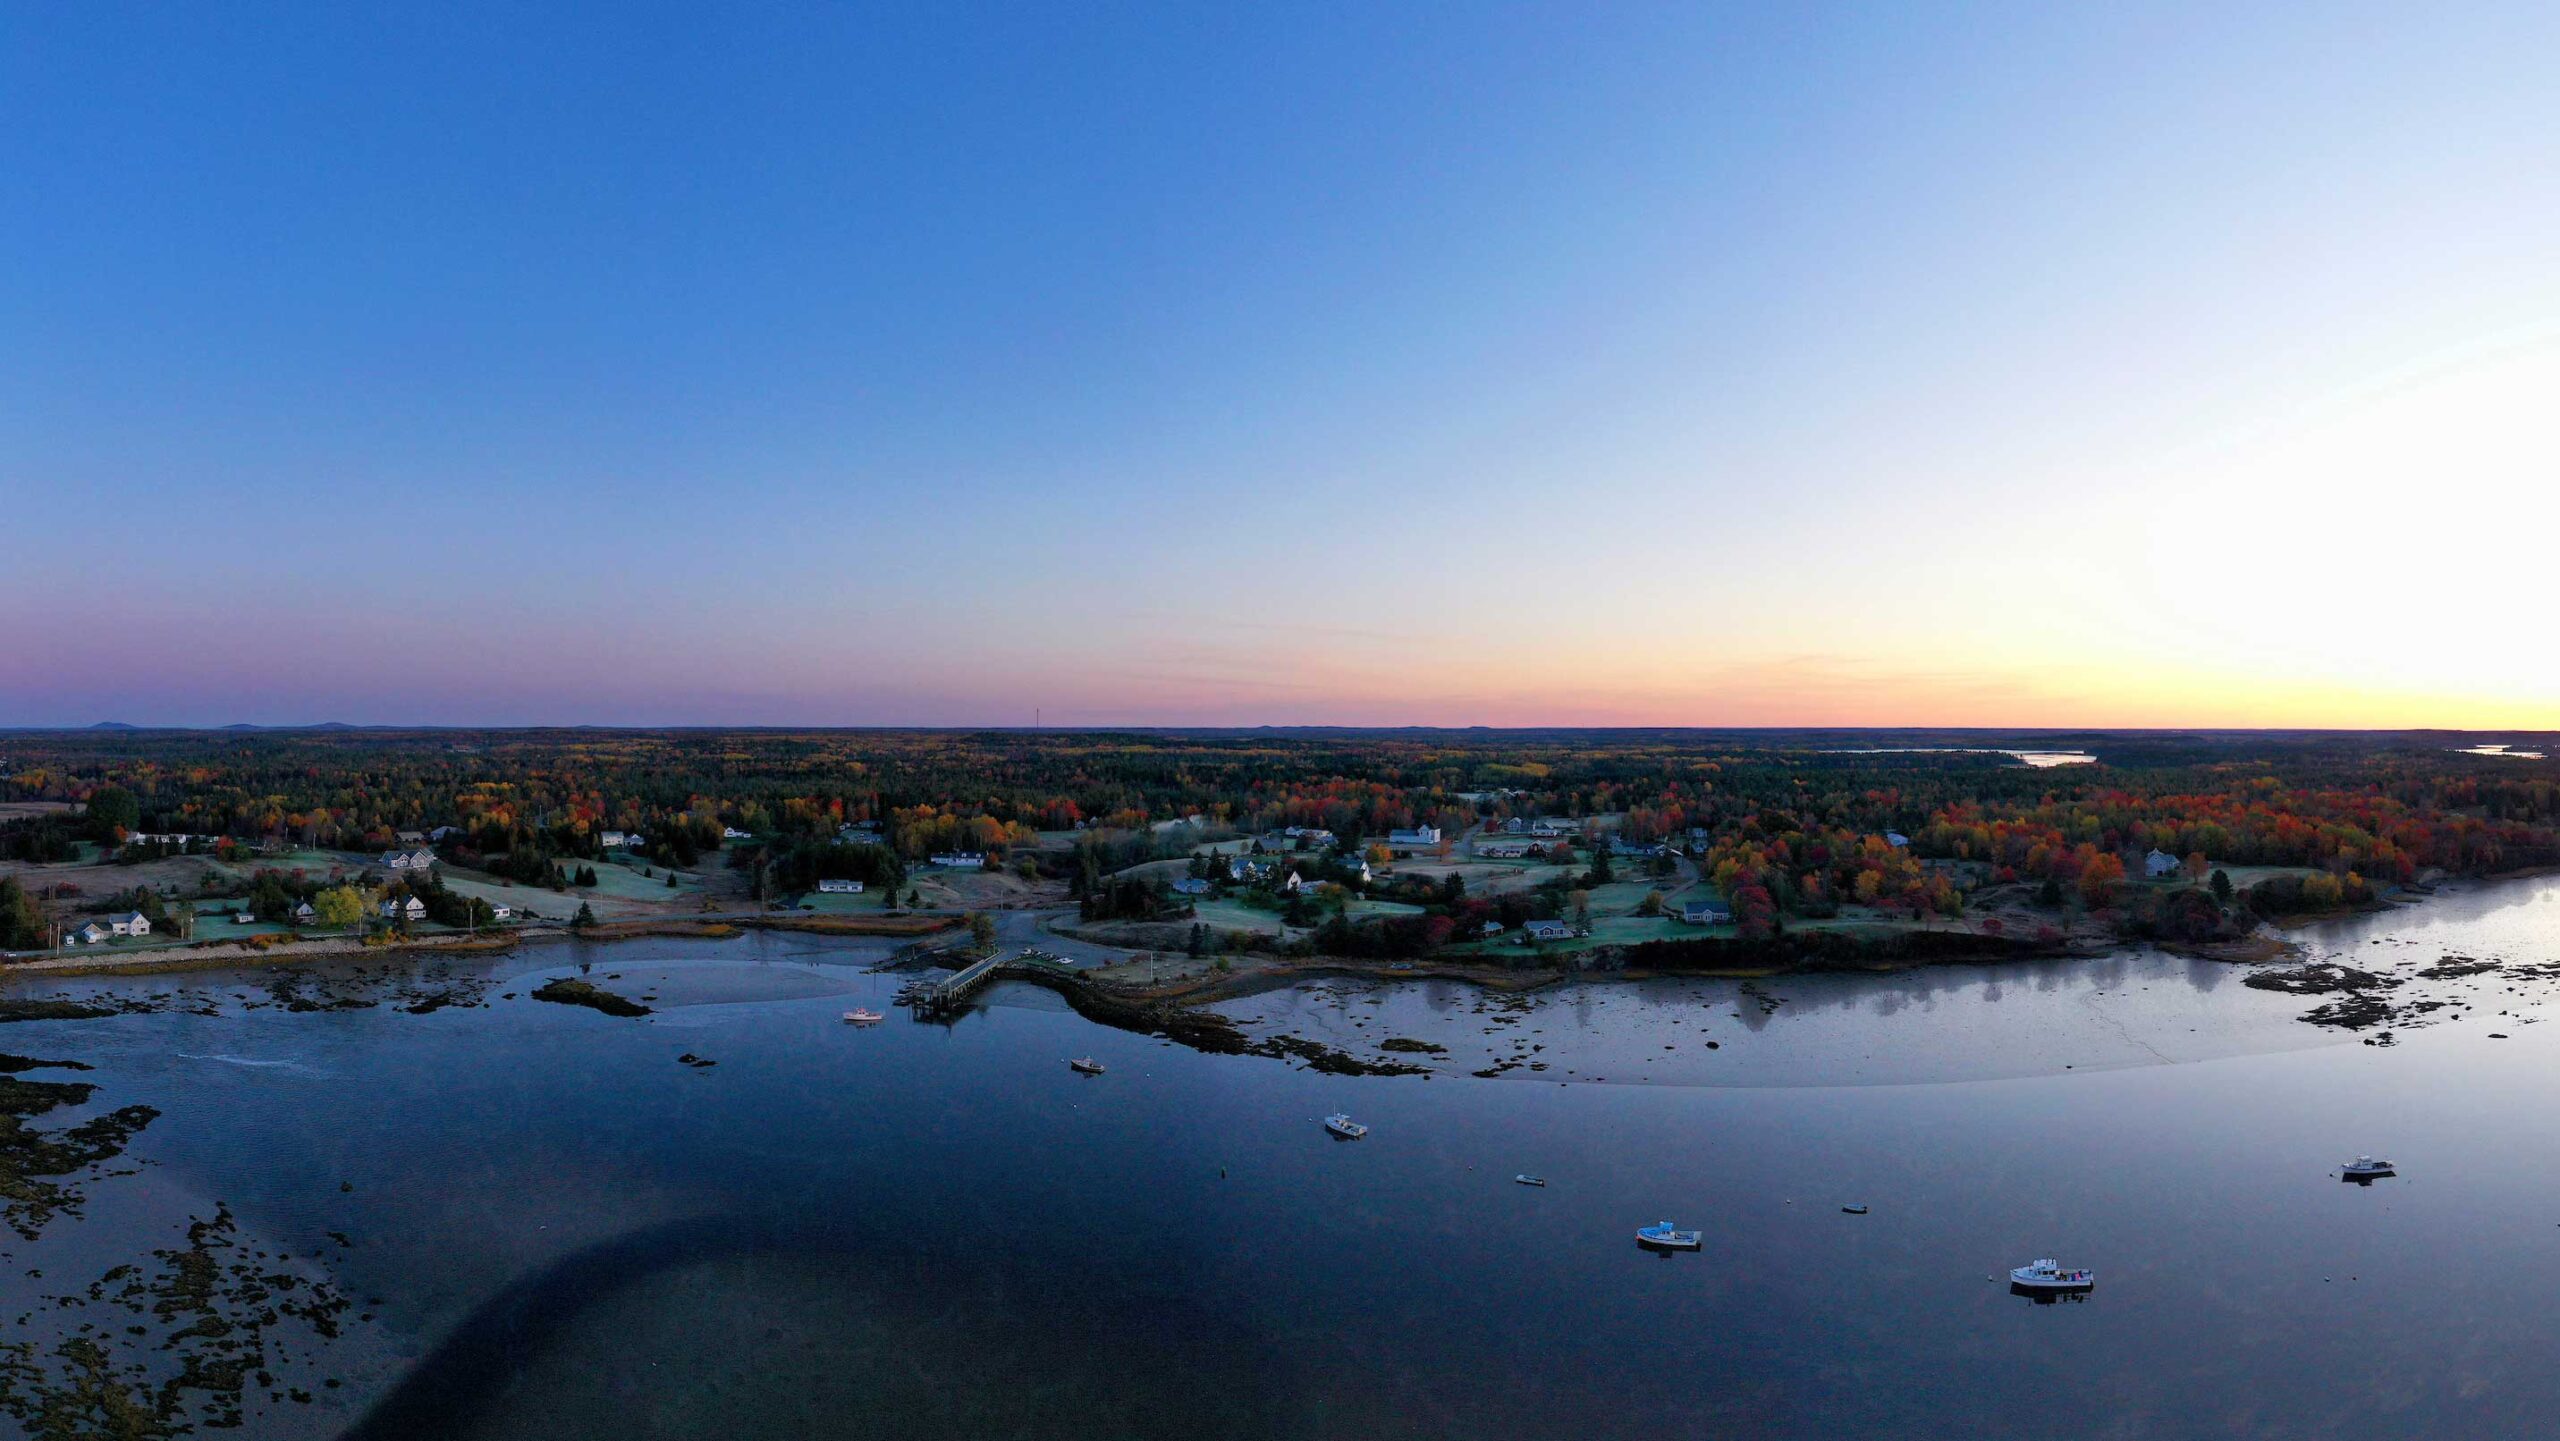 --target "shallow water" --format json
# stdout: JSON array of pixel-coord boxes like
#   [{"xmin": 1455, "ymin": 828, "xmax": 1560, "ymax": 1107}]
[{"xmin": 7, "ymin": 883, "xmax": 2560, "ymax": 1437}]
